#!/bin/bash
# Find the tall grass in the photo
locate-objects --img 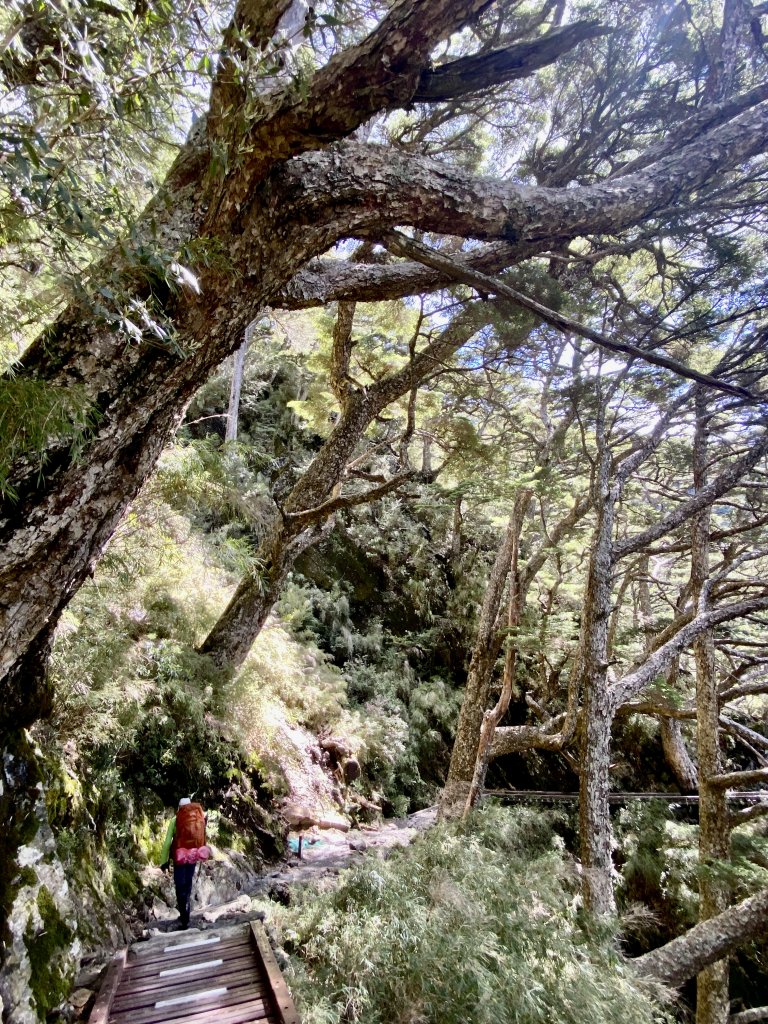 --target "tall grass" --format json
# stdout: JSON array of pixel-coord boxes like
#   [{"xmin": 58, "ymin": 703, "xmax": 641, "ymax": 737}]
[{"xmin": 281, "ymin": 807, "xmax": 672, "ymax": 1024}]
